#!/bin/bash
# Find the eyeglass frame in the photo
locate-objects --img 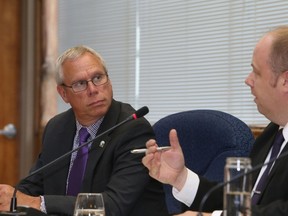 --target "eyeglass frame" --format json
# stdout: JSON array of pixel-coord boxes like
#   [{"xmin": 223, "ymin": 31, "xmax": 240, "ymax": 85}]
[{"xmin": 61, "ymin": 73, "xmax": 109, "ymax": 93}]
